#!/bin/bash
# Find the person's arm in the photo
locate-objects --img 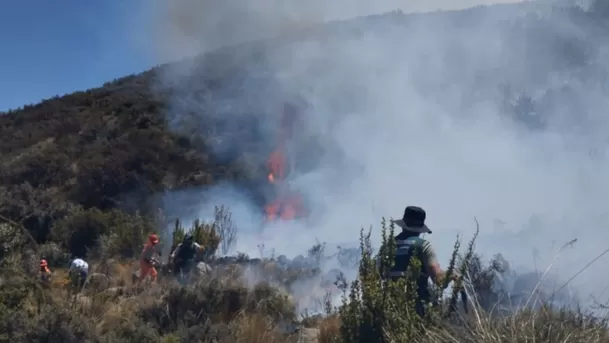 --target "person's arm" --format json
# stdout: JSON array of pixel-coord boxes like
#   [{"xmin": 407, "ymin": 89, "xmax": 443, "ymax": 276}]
[
  {"xmin": 142, "ymin": 247, "xmax": 156, "ymax": 263},
  {"xmin": 170, "ymin": 243, "xmax": 182, "ymax": 260},
  {"xmin": 194, "ymin": 242, "xmax": 204, "ymax": 252},
  {"xmin": 420, "ymin": 241, "xmax": 455, "ymax": 285}
]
